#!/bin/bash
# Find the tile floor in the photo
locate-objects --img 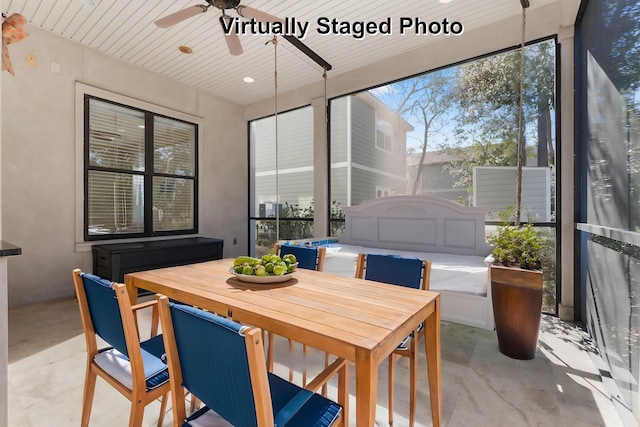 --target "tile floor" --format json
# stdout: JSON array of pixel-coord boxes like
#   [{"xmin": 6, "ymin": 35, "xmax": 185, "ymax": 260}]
[{"xmin": 8, "ymin": 297, "xmax": 625, "ymax": 427}]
